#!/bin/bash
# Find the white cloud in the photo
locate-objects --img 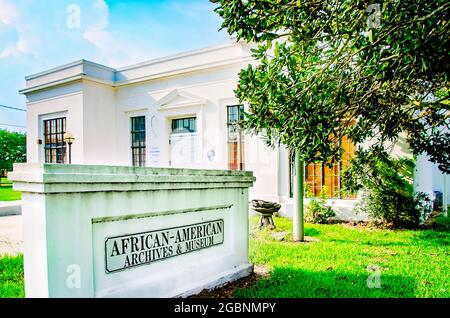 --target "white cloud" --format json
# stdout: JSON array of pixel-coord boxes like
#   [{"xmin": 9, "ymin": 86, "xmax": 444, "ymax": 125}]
[
  {"xmin": 0, "ymin": 0, "xmax": 32, "ymax": 59},
  {"xmin": 83, "ymin": 0, "xmax": 112, "ymax": 56},
  {"xmin": 90, "ymin": 0, "xmax": 109, "ymax": 30},
  {"xmin": 0, "ymin": 37, "xmax": 28, "ymax": 58},
  {"xmin": 82, "ymin": 0, "xmax": 154, "ymax": 67},
  {"xmin": 0, "ymin": 0, "xmax": 18, "ymax": 25},
  {"xmin": 0, "ymin": 46, "xmax": 16, "ymax": 58}
]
